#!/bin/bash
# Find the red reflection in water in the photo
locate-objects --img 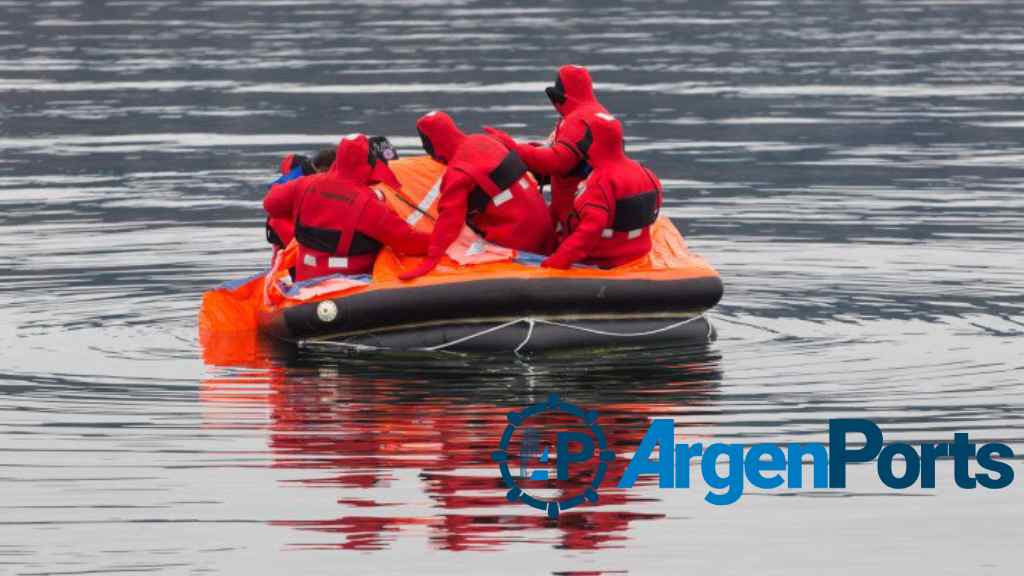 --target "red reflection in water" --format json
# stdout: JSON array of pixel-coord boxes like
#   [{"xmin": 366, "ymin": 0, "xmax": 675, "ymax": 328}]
[{"xmin": 201, "ymin": 332, "xmax": 718, "ymax": 551}]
